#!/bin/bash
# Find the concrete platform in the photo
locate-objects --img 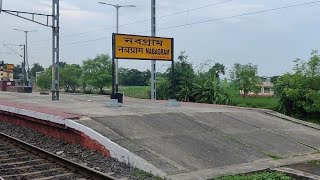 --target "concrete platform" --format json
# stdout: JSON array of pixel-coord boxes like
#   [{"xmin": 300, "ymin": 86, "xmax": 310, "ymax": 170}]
[{"xmin": 1, "ymin": 91, "xmax": 320, "ymax": 179}]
